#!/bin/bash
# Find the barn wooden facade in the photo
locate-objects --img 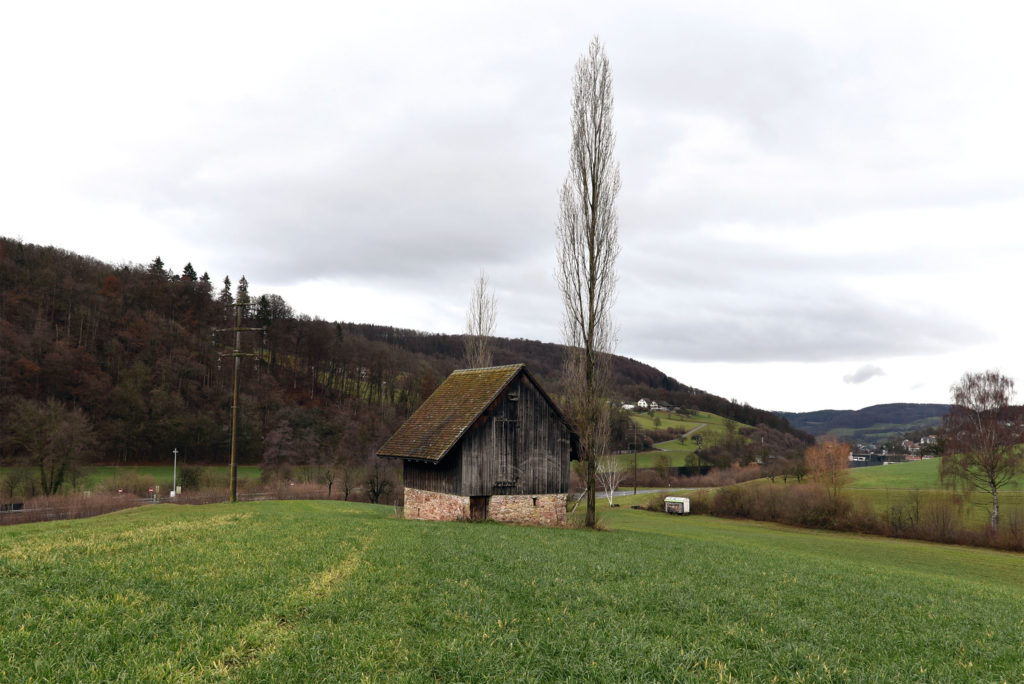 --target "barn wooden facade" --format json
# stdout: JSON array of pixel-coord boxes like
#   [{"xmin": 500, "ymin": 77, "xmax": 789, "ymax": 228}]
[{"xmin": 377, "ymin": 364, "xmax": 577, "ymax": 525}]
